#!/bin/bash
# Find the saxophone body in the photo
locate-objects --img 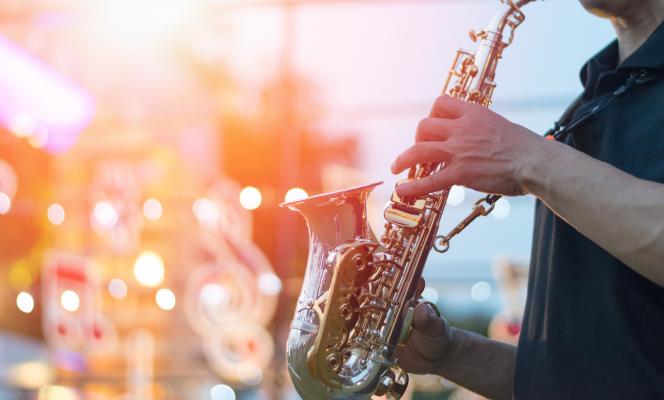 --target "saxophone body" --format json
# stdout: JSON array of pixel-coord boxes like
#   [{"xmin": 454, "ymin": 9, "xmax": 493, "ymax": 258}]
[{"xmin": 283, "ymin": 2, "xmax": 533, "ymax": 398}]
